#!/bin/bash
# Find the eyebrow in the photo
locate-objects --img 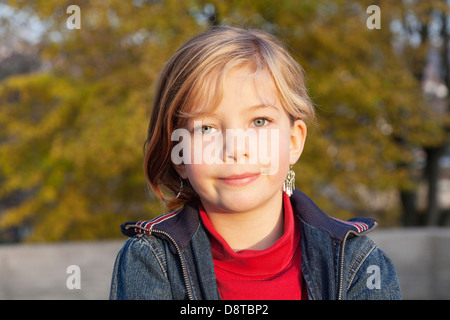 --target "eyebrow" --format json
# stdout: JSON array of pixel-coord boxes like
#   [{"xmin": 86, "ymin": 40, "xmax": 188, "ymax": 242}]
[
  {"xmin": 246, "ymin": 104, "xmax": 280, "ymax": 113},
  {"xmin": 189, "ymin": 103, "xmax": 280, "ymax": 122}
]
